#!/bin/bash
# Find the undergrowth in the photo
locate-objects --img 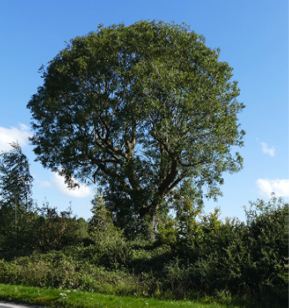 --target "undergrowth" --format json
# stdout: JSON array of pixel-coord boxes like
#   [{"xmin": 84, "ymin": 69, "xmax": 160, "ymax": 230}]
[{"xmin": 0, "ymin": 196, "xmax": 287, "ymax": 308}]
